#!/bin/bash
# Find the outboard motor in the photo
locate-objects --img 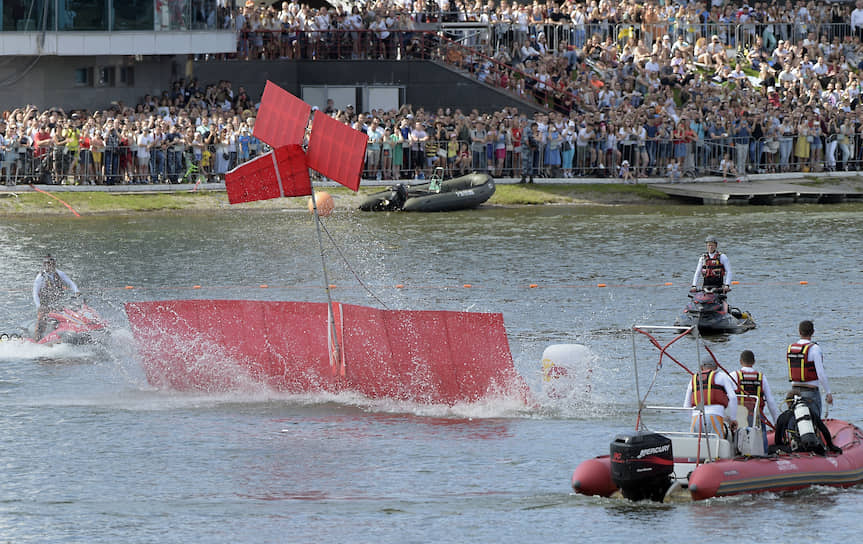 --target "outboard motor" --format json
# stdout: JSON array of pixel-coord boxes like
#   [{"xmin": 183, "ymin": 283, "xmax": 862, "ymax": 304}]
[
  {"xmin": 791, "ymin": 396, "xmax": 822, "ymax": 452},
  {"xmin": 610, "ymin": 431, "xmax": 674, "ymax": 501}
]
